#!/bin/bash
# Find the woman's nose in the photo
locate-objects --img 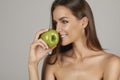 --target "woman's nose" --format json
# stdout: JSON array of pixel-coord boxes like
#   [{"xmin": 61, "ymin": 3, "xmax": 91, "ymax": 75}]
[{"xmin": 56, "ymin": 23, "xmax": 62, "ymax": 33}]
